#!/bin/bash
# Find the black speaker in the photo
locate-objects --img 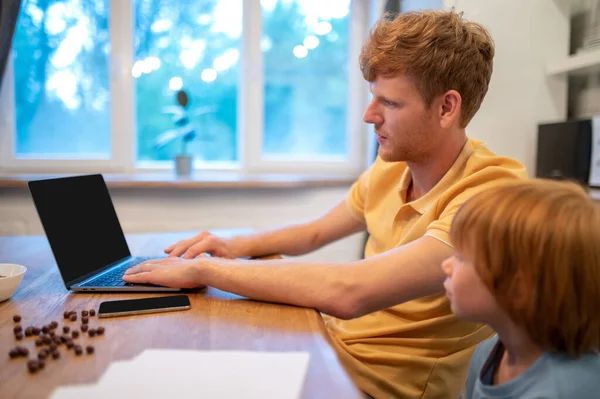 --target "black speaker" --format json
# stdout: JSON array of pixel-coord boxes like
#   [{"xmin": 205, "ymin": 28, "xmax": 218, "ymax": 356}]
[{"xmin": 536, "ymin": 120, "xmax": 592, "ymax": 185}]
